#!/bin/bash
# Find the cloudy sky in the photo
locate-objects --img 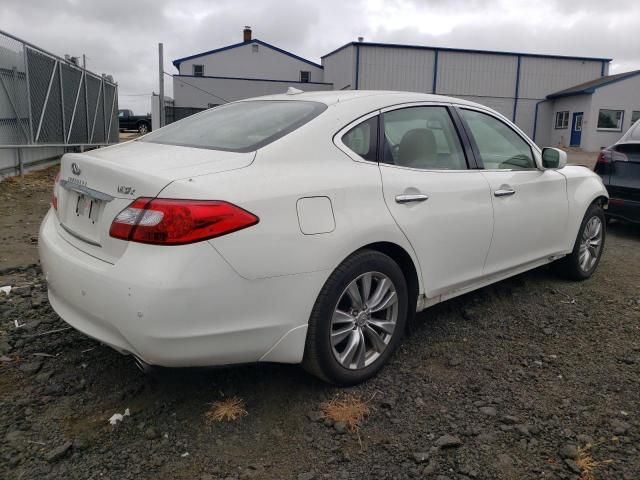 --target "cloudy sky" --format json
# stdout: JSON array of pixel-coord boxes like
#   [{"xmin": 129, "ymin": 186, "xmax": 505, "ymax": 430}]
[{"xmin": 2, "ymin": 0, "xmax": 639, "ymax": 114}]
